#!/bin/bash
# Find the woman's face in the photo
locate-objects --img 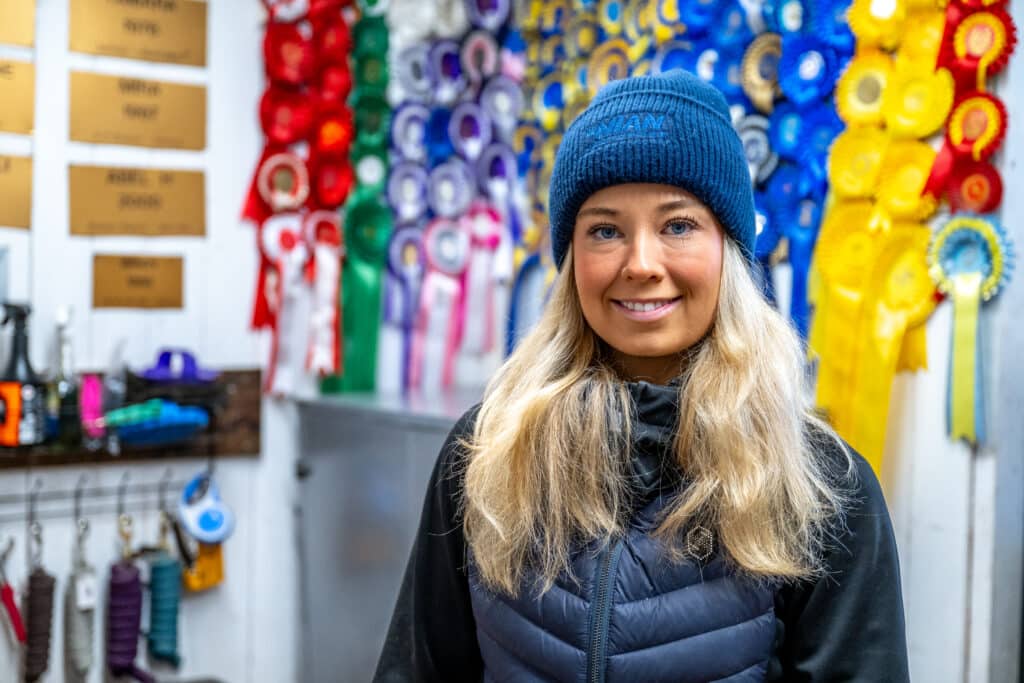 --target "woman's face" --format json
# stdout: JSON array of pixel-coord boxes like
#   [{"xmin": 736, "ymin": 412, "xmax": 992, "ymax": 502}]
[{"xmin": 572, "ymin": 183, "xmax": 725, "ymax": 383}]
